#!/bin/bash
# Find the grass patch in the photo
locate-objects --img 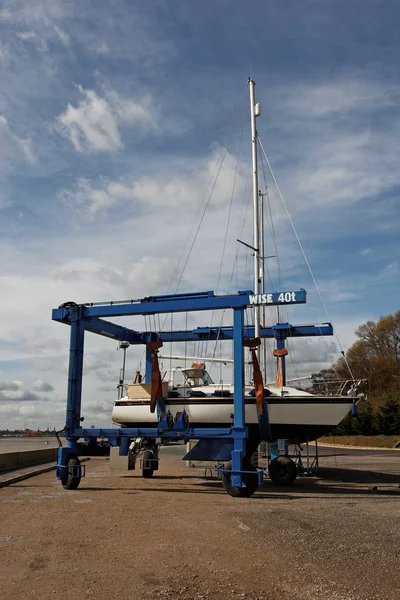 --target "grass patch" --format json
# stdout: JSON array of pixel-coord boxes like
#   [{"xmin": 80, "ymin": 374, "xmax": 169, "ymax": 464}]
[{"xmin": 318, "ymin": 435, "xmax": 400, "ymax": 448}]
